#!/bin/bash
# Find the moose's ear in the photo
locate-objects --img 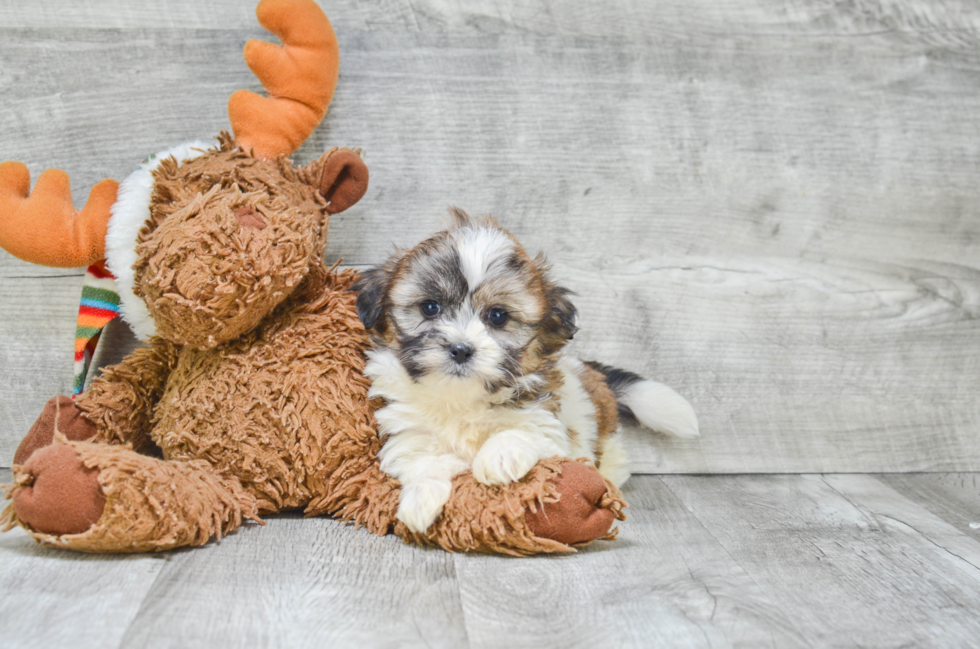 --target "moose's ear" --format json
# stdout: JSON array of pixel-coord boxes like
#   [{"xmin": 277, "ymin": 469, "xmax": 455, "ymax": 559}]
[
  {"xmin": 318, "ymin": 148, "xmax": 369, "ymax": 214},
  {"xmin": 350, "ymin": 266, "xmax": 388, "ymax": 331}
]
